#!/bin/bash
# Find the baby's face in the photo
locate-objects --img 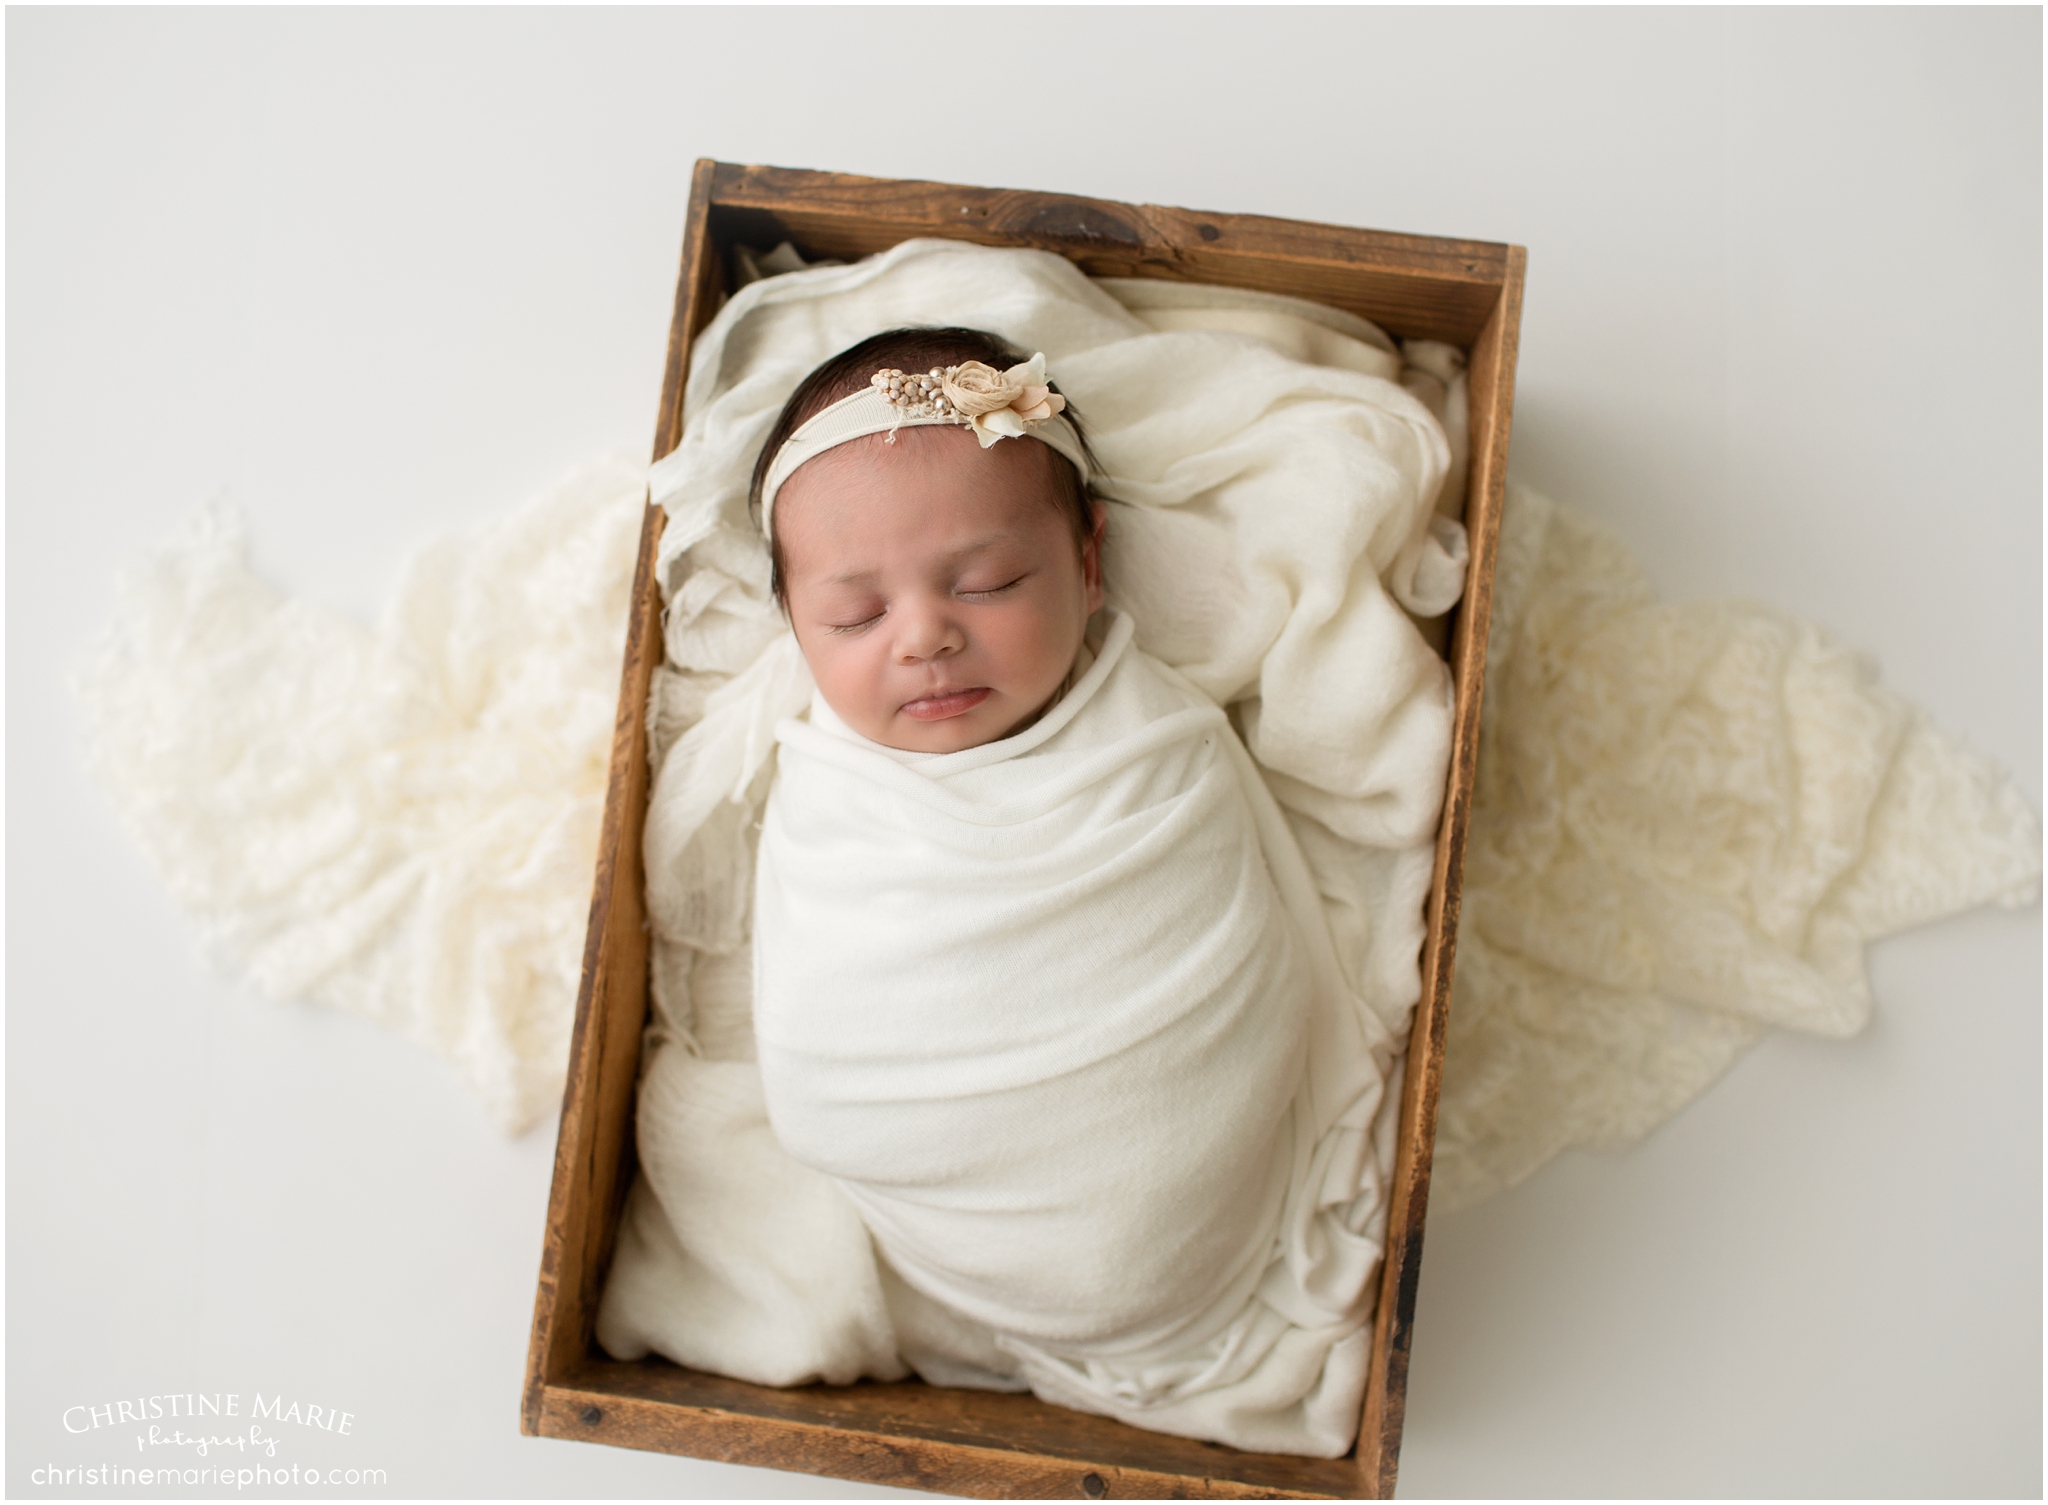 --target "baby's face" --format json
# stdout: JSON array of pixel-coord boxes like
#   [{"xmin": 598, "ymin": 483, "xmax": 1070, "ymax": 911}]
[{"xmin": 775, "ymin": 424, "xmax": 1102, "ymax": 754}]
